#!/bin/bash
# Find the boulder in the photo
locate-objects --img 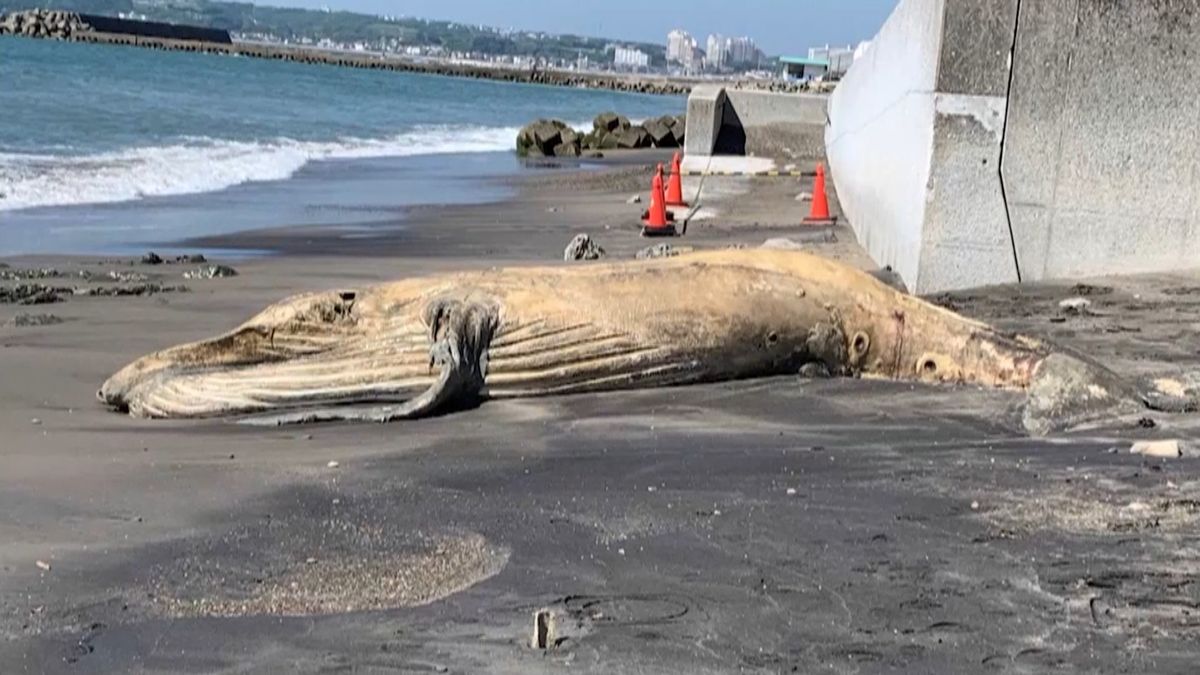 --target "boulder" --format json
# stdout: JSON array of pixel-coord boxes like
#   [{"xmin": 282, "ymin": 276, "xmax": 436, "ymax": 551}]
[
  {"xmin": 593, "ymin": 112, "xmax": 621, "ymax": 133},
  {"xmin": 670, "ymin": 117, "xmax": 686, "ymax": 146},
  {"xmin": 616, "ymin": 126, "xmax": 652, "ymax": 149},
  {"xmin": 616, "ymin": 115, "xmax": 632, "ymax": 131},
  {"xmin": 644, "ymin": 118, "xmax": 676, "ymax": 148},
  {"xmin": 552, "ymin": 142, "xmax": 581, "ymax": 157},
  {"xmin": 563, "ymin": 234, "xmax": 605, "ymax": 262},
  {"xmin": 598, "ymin": 131, "xmax": 621, "ymax": 150},
  {"xmin": 517, "ymin": 119, "xmax": 569, "ymax": 157},
  {"xmin": 141, "ymin": 252, "xmax": 164, "ymax": 265},
  {"xmin": 559, "ymin": 128, "xmax": 581, "ymax": 150}
]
